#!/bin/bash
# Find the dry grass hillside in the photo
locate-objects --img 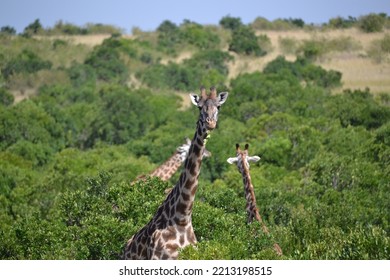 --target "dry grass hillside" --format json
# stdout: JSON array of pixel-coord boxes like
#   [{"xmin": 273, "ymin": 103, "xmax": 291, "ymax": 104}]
[
  {"xmin": 229, "ymin": 28, "xmax": 390, "ymax": 94},
  {"xmin": 7, "ymin": 27, "xmax": 389, "ymax": 105},
  {"xmin": 65, "ymin": 28, "xmax": 389, "ymax": 94}
]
